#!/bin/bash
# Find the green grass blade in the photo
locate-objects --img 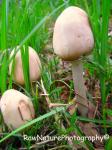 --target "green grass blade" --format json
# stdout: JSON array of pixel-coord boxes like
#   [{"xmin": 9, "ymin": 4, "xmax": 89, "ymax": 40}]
[
  {"xmin": 20, "ymin": 45, "xmax": 30, "ymax": 92},
  {"xmin": 76, "ymin": 116, "xmax": 112, "ymax": 126},
  {"xmin": 100, "ymin": 0, "xmax": 111, "ymax": 104},
  {"xmin": 0, "ymin": 107, "xmax": 65, "ymax": 144},
  {"xmin": 100, "ymin": 0, "xmax": 111, "ymax": 133},
  {"xmin": 0, "ymin": 0, "xmax": 9, "ymax": 93},
  {"xmin": 105, "ymin": 138, "xmax": 112, "ymax": 149},
  {"xmin": 1, "ymin": 0, "xmax": 7, "ymax": 50}
]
